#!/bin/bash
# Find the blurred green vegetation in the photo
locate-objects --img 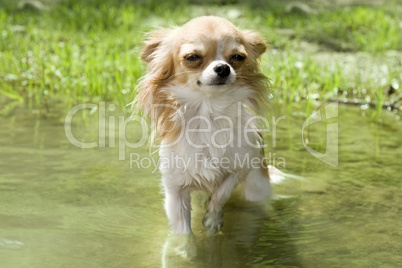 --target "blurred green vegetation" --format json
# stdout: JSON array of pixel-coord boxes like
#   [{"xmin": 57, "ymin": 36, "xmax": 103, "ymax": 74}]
[
  {"xmin": 264, "ymin": 5, "xmax": 402, "ymax": 52},
  {"xmin": 0, "ymin": 0, "xmax": 401, "ymax": 115}
]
